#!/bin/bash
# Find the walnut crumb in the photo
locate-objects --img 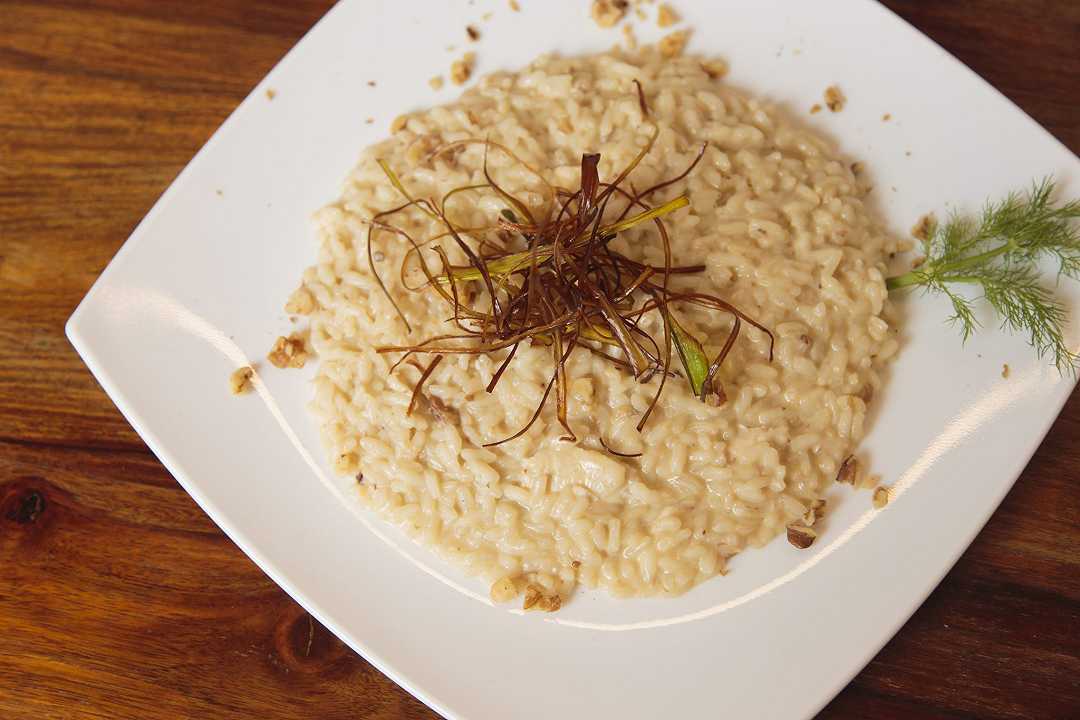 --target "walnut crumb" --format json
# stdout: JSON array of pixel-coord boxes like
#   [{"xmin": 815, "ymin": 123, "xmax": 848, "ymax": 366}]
[
  {"xmin": 809, "ymin": 103, "xmax": 822, "ymax": 114},
  {"xmin": 872, "ymin": 486, "xmax": 890, "ymax": 509},
  {"xmin": 284, "ymin": 287, "xmax": 315, "ymax": 315},
  {"xmin": 450, "ymin": 52, "xmax": 476, "ymax": 85},
  {"xmin": 1002, "ymin": 363, "xmax": 1010, "ymax": 379},
  {"xmin": 911, "ymin": 213, "xmax": 936, "ymax": 241},
  {"xmin": 390, "ymin": 114, "xmax": 409, "ymax": 133},
  {"xmin": 428, "ymin": 75, "xmax": 445, "ymax": 91},
  {"xmin": 786, "ymin": 524, "xmax": 817, "ymax": 549},
  {"xmin": 657, "ymin": 3, "xmax": 679, "ymax": 27},
  {"xmin": 591, "ymin": 0, "xmax": 628, "ymax": 28},
  {"xmin": 267, "ymin": 334, "xmax": 308, "ymax": 369},
  {"xmin": 835, "ymin": 455, "xmax": 858, "ymax": 485},
  {"xmin": 365, "ymin": 117, "xmax": 374, "ymax": 124},
  {"xmin": 882, "ymin": 113, "xmax": 892, "ymax": 121},
  {"xmin": 229, "ymin": 366, "xmax": 254, "ymax": 395},
  {"xmin": 509, "ymin": 0, "xmax": 520, "ymax": 10},
  {"xmin": 366, "ymin": 80, "xmax": 376, "ymax": 87},
  {"xmin": 851, "ymin": 161, "xmax": 864, "ymax": 176},
  {"xmin": 466, "ymin": 24, "xmax": 480, "ymax": 41},
  {"xmin": 700, "ymin": 59, "xmax": 728, "ymax": 79},
  {"xmin": 522, "ymin": 583, "xmax": 561, "ymax": 612},
  {"xmin": 658, "ymin": 29, "xmax": 689, "ymax": 58},
  {"xmin": 265, "ymin": 88, "xmax": 276, "ymax": 100},
  {"xmin": 824, "ymin": 85, "xmax": 846, "ymax": 112}
]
